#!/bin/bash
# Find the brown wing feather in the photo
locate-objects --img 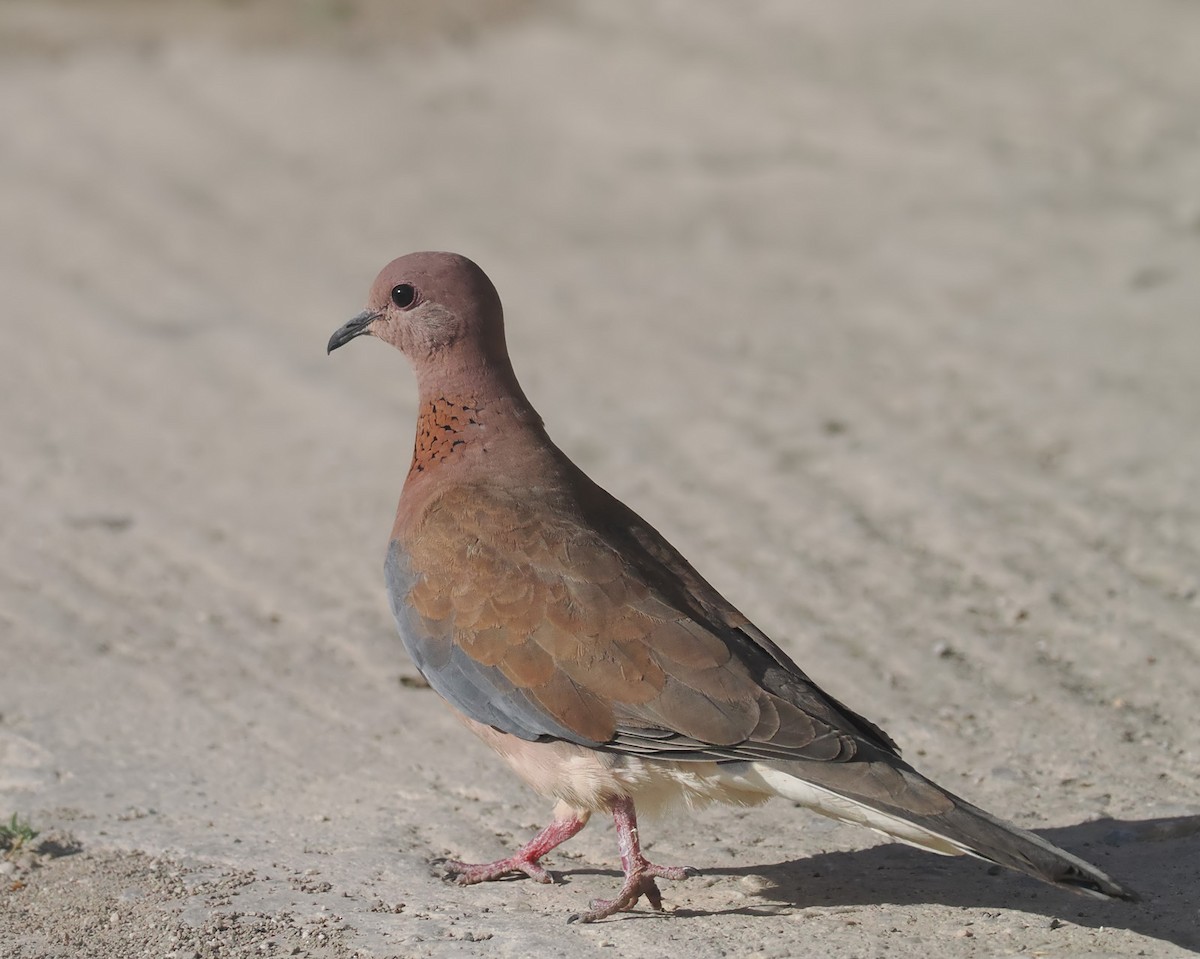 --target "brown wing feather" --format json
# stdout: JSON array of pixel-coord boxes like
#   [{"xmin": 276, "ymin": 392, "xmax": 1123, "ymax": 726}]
[{"xmin": 397, "ymin": 480, "xmax": 897, "ymax": 763}]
